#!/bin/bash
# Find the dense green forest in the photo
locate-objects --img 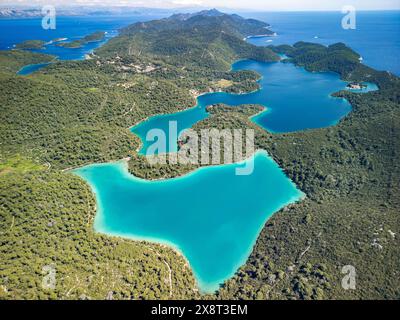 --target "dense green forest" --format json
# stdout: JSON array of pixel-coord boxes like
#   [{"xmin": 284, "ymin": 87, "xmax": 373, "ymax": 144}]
[
  {"xmin": 0, "ymin": 11, "xmax": 399, "ymax": 299},
  {"xmin": 0, "ymin": 50, "xmax": 54, "ymax": 73},
  {"xmin": 96, "ymin": 10, "xmax": 279, "ymax": 70},
  {"xmin": 15, "ymin": 40, "xmax": 46, "ymax": 50},
  {"xmin": 0, "ymin": 164, "xmax": 198, "ymax": 299}
]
